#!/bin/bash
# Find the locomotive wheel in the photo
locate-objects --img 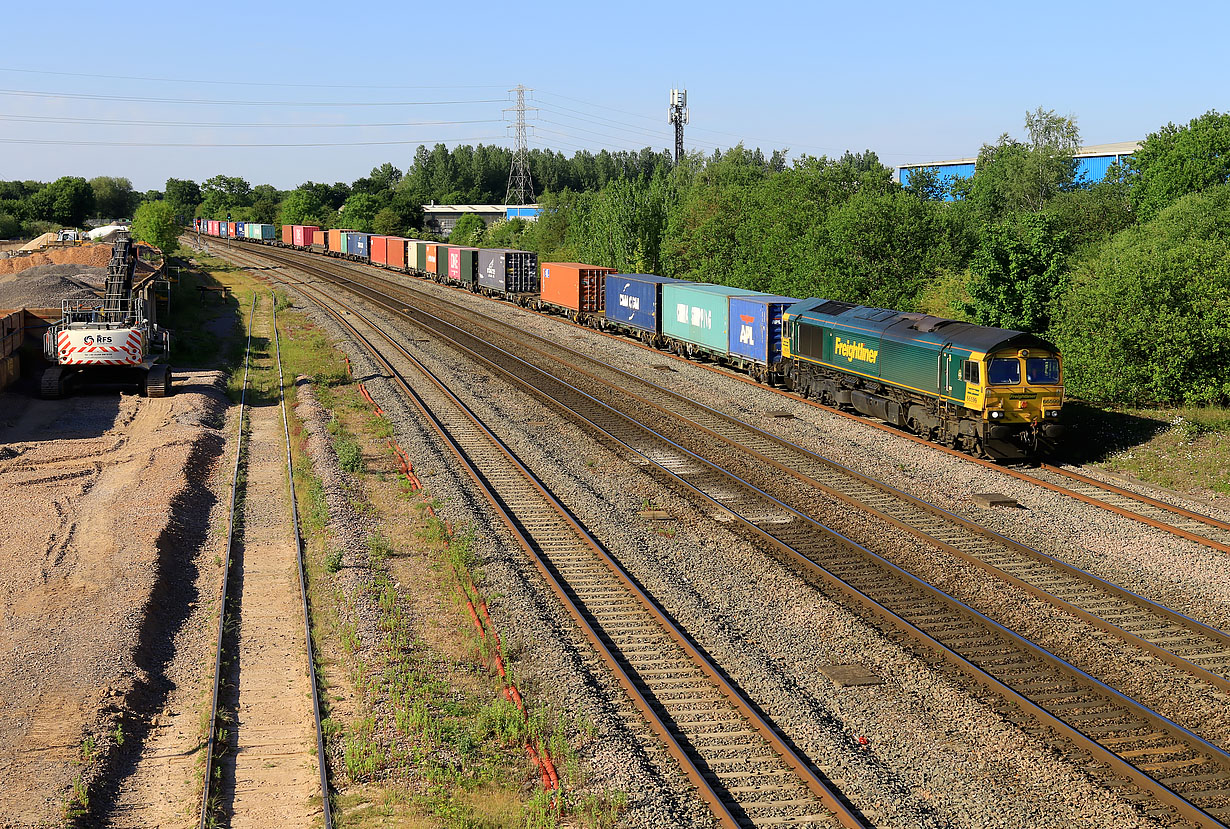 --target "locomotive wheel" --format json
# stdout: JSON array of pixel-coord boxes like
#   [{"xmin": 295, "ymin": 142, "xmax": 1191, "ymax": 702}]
[{"xmin": 40, "ymin": 367, "xmax": 65, "ymax": 399}]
